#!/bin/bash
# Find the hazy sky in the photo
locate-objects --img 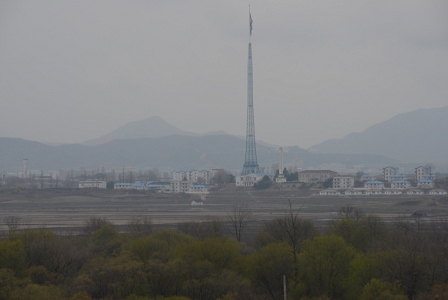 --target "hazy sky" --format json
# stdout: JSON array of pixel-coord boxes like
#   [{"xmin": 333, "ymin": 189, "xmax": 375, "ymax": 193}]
[{"xmin": 1, "ymin": 1, "xmax": 447, "ymax": 148}]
